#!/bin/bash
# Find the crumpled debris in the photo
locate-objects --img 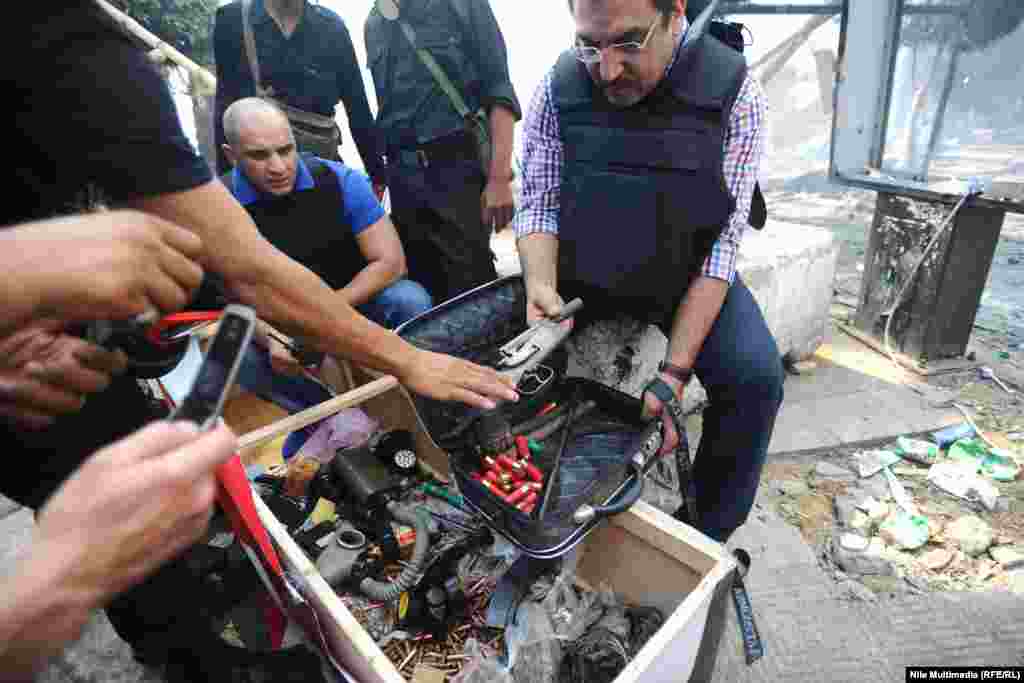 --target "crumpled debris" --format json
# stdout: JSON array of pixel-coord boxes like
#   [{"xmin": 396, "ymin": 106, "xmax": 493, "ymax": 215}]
[
  {"xmin": 452, "ymin": 638, "xmax": 513, "ymax": 683},
  {"xmin": 894, "ymin": 437, "xmax": 940, "ymax": 465},
  {"xmin": 927, "ymin": 462, "xmax": 1000, "ymax": 511},
  {"xmin": 947, "ymin": 438, "xmax": 1021, "ymax": 482},
  {"xmin": 854, "ymin": 450, "xmax": 901, "ymax": 478}
]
